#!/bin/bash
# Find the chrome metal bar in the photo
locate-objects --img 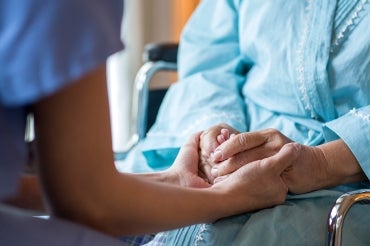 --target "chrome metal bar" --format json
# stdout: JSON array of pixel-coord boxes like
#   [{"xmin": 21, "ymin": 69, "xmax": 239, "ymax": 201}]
[
  {"xmin": 113, "ymin": 61, "xmax": 177, "ymax": 160},
  {"xmin": 25, "ymin": 113, "xmax": 35, "ymax": 142},
  {"xmin": 327, "ymin": 189, "xmax": 370, "ymax": 246},
  {"xmin": 131, "ymin": 61, "xmax": 177, "ymax": 141}
]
